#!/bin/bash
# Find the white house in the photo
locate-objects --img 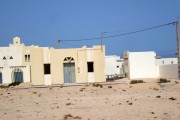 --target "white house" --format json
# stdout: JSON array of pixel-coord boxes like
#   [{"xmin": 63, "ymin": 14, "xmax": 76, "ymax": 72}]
[
  {"xmin": 0, "ymin": 37, "xmax": 30, "ymax": 84},
  {"xmin": 105, "ymin": 55, "xmax": 124, "ymax": 79},
  {"xmin": 124, "ymin": 51, "xmax": 179, "ymax": 80}
]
